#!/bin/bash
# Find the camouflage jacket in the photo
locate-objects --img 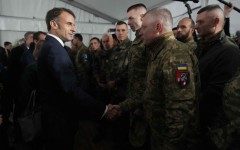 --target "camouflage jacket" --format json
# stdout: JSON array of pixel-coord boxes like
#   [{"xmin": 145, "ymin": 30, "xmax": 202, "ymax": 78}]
[
  {"xmin": 208, "ymin": 68, "xmax": 240, "ymax": 149},
  {"xmin": 75, "ymin": 43, "xmax": 93, "ymax": 91},
  {"xmin": 107, "ymin": 38, "xmax": 131, "ymax": 101},
  {"xmin": 143, "ymin": 32, "xmax": 199, "ymax": 150},
  {"xmin": 120, "ymin": 30, "xmax": 149, "ymax": 112},
  {"xmin": 92, "ymin": 48, "xmax": 112, "ymax": 84},
  {"xmin": 185, "ymin": 38, "xmax": 197, "ymax": 54}
]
